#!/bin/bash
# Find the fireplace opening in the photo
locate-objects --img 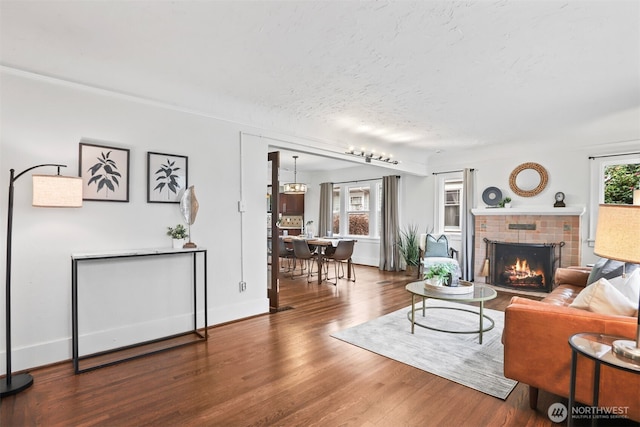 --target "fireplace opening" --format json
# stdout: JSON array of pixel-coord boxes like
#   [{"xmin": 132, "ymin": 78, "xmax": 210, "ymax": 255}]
[{"xmin": 485, "ymin": 240, "xmax": 564, "ymax": 292}]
